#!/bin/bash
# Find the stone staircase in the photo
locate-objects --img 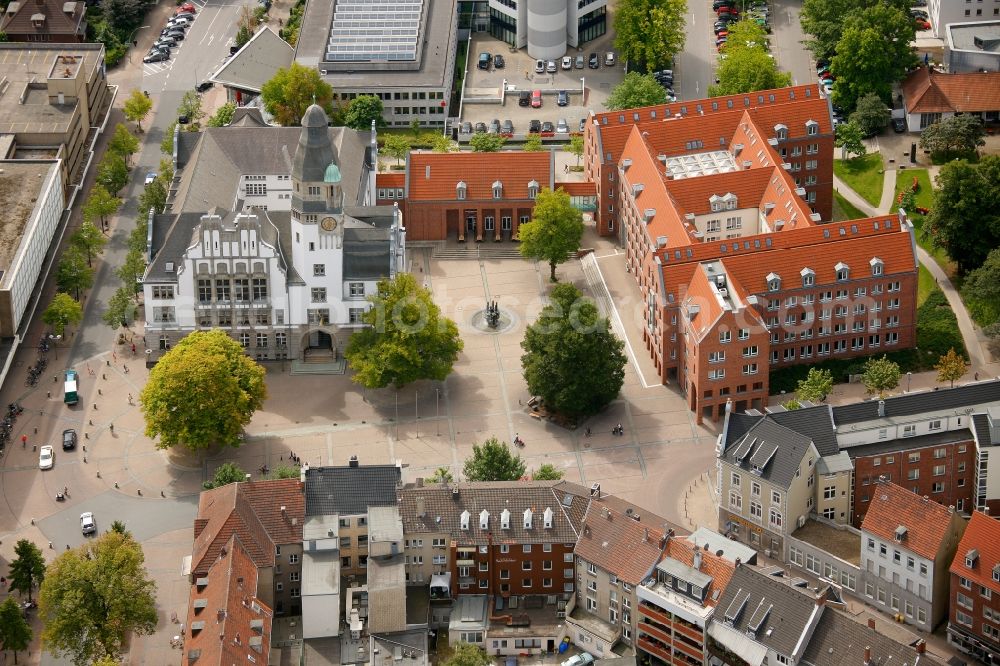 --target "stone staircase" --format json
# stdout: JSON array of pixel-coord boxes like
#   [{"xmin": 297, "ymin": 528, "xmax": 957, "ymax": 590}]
[
  {"xmin": 290, "ymin": 359, "xmax": 346, "ymax": 375},
  {"xmin": 432, "ymin": 243, "xmax": 524, "ymax": 261}
]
